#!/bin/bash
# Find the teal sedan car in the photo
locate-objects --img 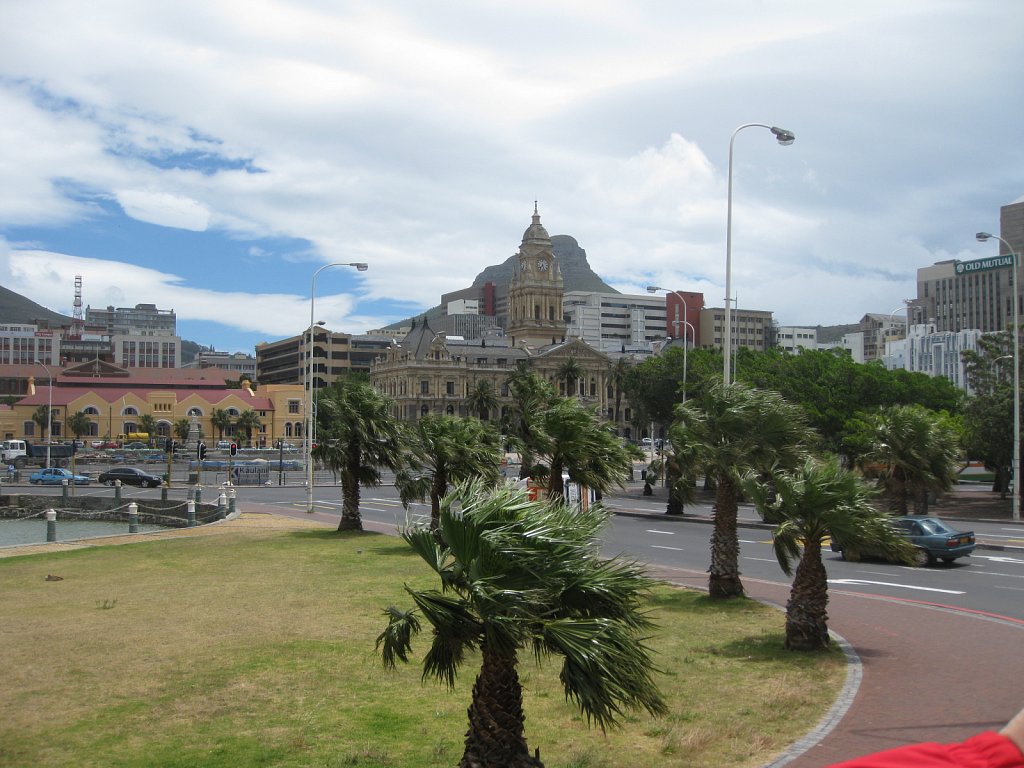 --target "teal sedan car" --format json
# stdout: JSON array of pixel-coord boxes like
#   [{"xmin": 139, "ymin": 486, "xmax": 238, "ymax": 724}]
[
  {"xmin": 29, "ymin": 467, "xmax": 92, "ymax": 486},
  {"xmin": 831, "ymin": 516, "xmax": 975, "ymax": 566}
]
